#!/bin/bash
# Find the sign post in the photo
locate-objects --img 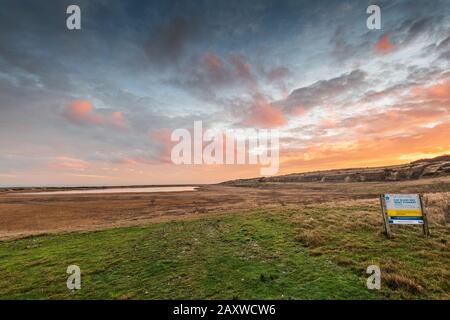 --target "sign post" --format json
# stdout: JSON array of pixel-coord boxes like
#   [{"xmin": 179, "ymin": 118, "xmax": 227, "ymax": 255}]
[
  {"xmin": 418, "ymin": 194, "xmax": 431, "ymax": 236},
  {"xmin": 379, "ymin": 194, "xmax": 430, "ymax": 238},
  {"xmin": 379, "ymin": 195, "xmax": 392, "ymax": 238}
]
